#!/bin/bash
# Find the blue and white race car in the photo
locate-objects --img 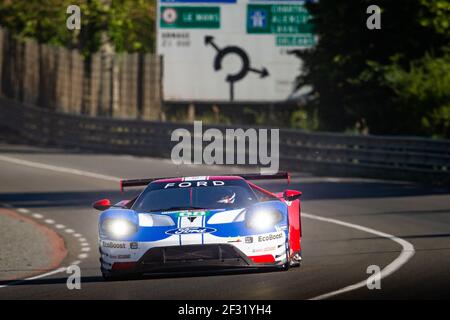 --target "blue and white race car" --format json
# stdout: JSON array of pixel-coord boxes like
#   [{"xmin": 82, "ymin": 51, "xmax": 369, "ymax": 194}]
[{"xmin": 93, "ymin": 172, "xmax": 302, "ymax": 280}]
